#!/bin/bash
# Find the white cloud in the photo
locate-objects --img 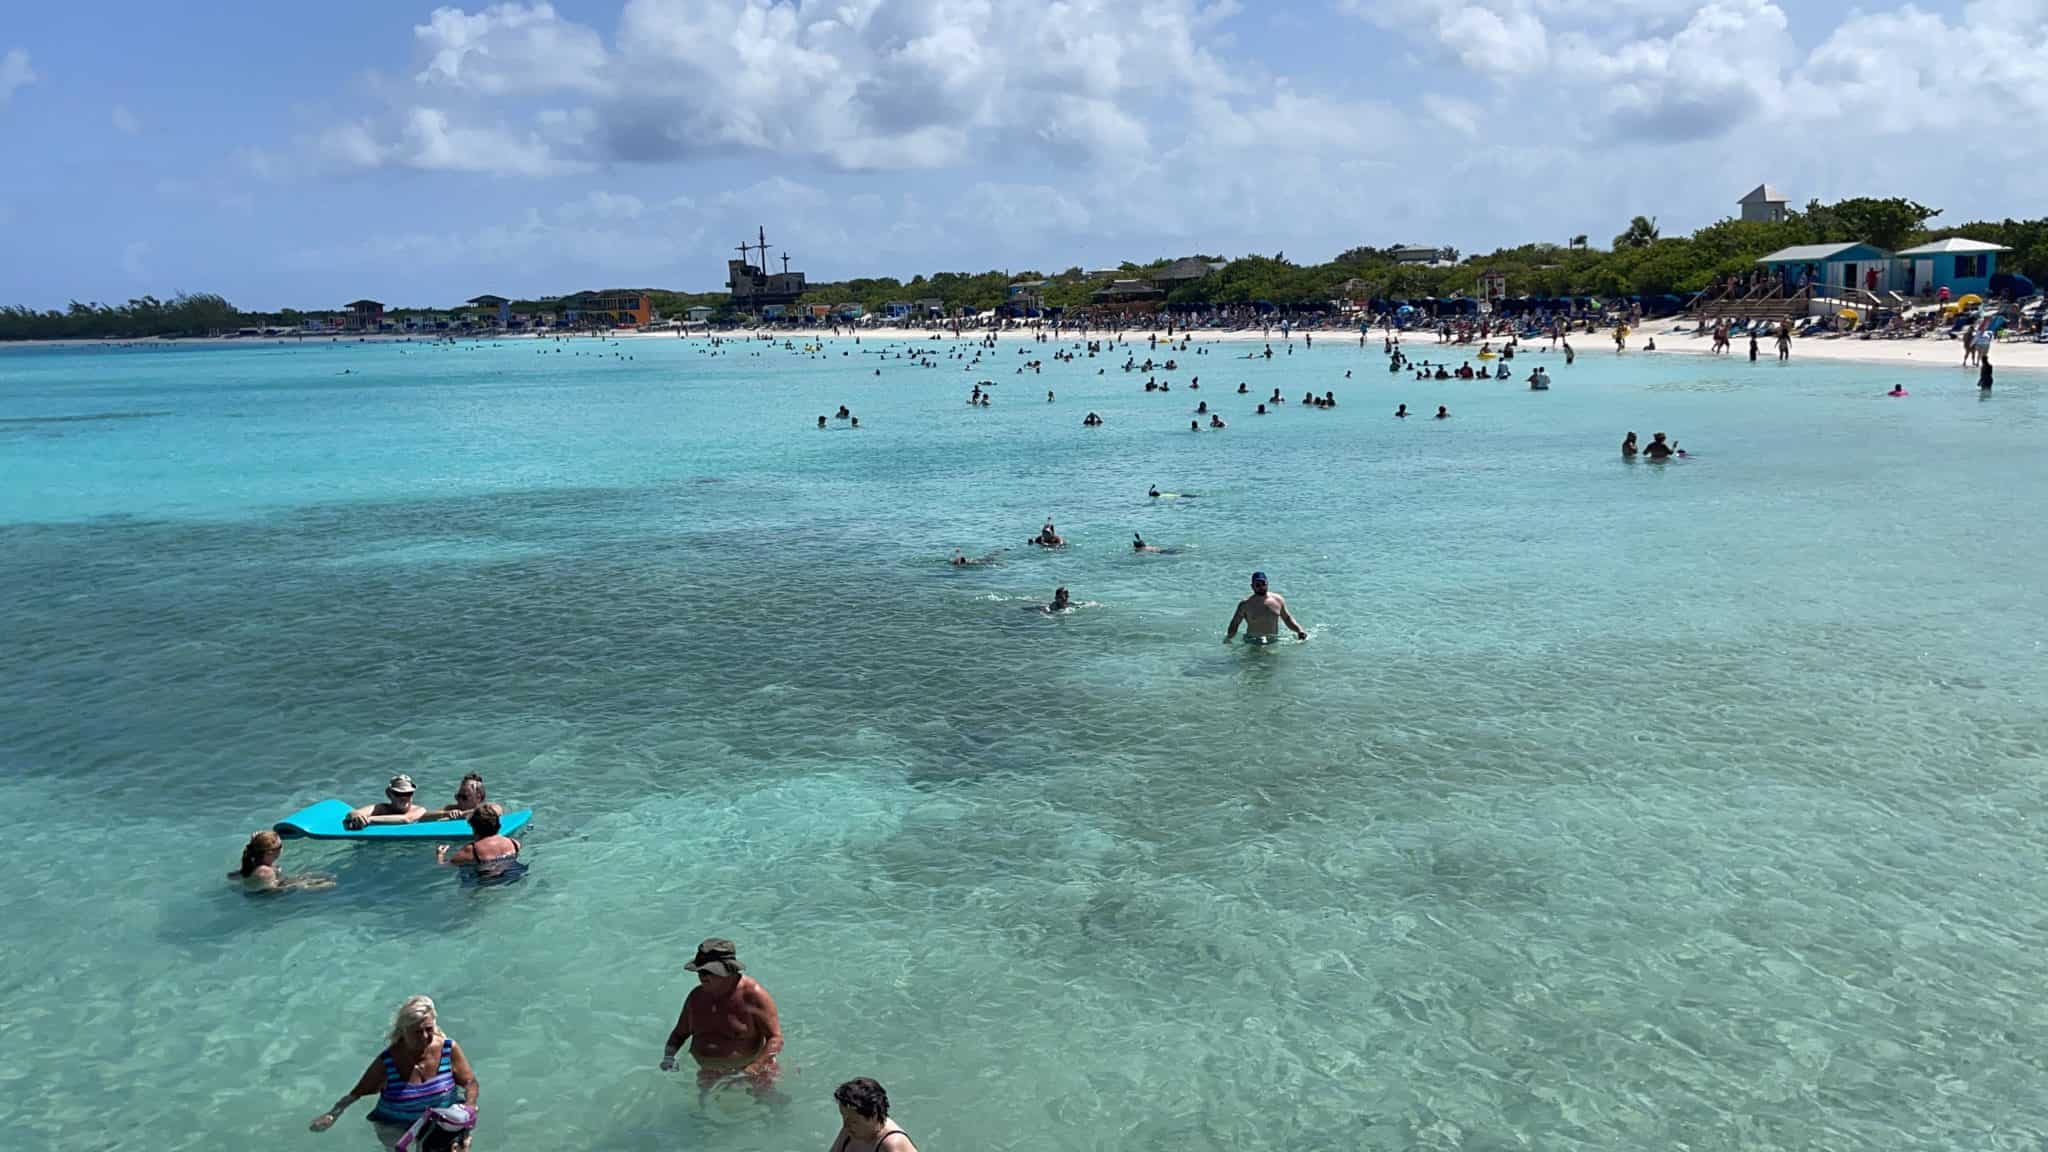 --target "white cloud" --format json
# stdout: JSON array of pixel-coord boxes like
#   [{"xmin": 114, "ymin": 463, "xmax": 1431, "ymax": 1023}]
[
  {"xmin": 0, "ymin": 47, "xmax": 34, "ymax": 104},
  {"xmin": 244, "ymin": 0, "xmax": 2048, "ymax": 285},
  {"xmin": 304, "ymin": 0, "xmax": 1237, "ymax": 175},
  {"xmin": 414, "ymin": 2, "xmax": 609, "ymax": 94},
  {"xmin": 111, "ymin": 104, "xmax": 141, "ymax": 134},
  {"xmin": 1422, "ymin": 93, "xmax": 1481, "ymax": 138},
  {"xmin": 399, "ymin": 107, "xmax": 564, "ymax": 175}
]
